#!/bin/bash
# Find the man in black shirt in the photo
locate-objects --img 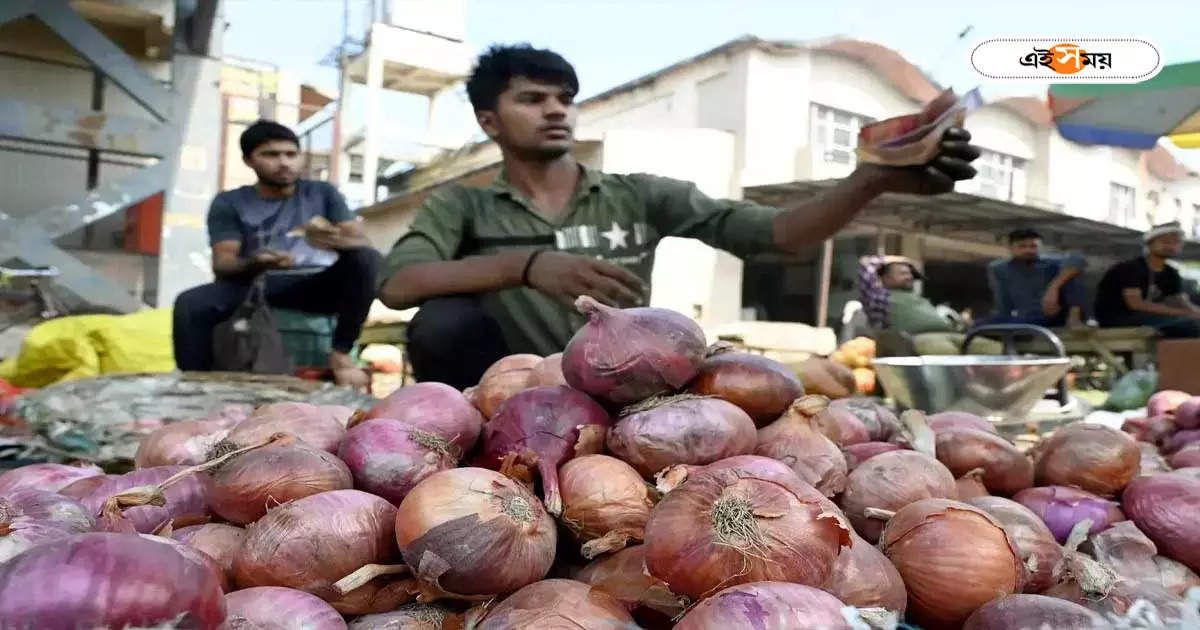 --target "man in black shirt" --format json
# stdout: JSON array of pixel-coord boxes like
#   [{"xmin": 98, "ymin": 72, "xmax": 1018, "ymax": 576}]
[{"xmin": 1094, "ymin": 222, "xmax": 1199, "ymax": 338}]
